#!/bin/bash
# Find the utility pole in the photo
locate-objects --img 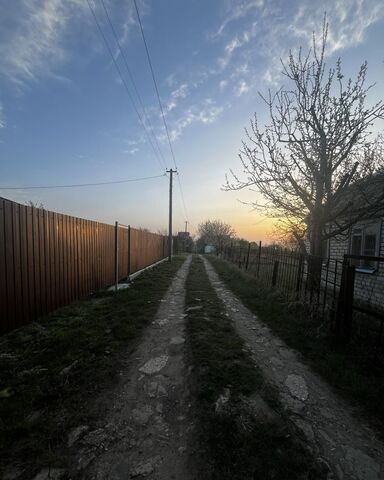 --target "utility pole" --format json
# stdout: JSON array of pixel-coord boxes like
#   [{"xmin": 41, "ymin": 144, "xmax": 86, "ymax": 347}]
[
  {"xmin": 167, "ymin": 169, "xmax": 176, "ymax": 261},
  {"xmin": 183, "ymin": 220, "xmax": 189, "ymax": 253}
]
